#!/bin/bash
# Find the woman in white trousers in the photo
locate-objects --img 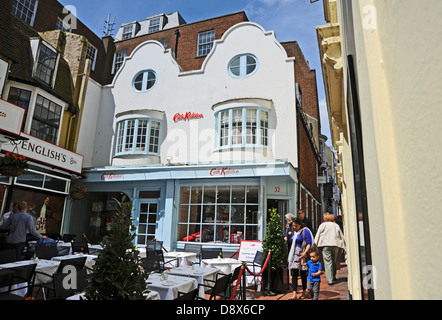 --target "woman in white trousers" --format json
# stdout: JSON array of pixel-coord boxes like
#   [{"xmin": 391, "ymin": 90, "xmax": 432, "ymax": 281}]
[{"xmin": 314, "ymin": 213, "xmax": 346, "ymax": 285}]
